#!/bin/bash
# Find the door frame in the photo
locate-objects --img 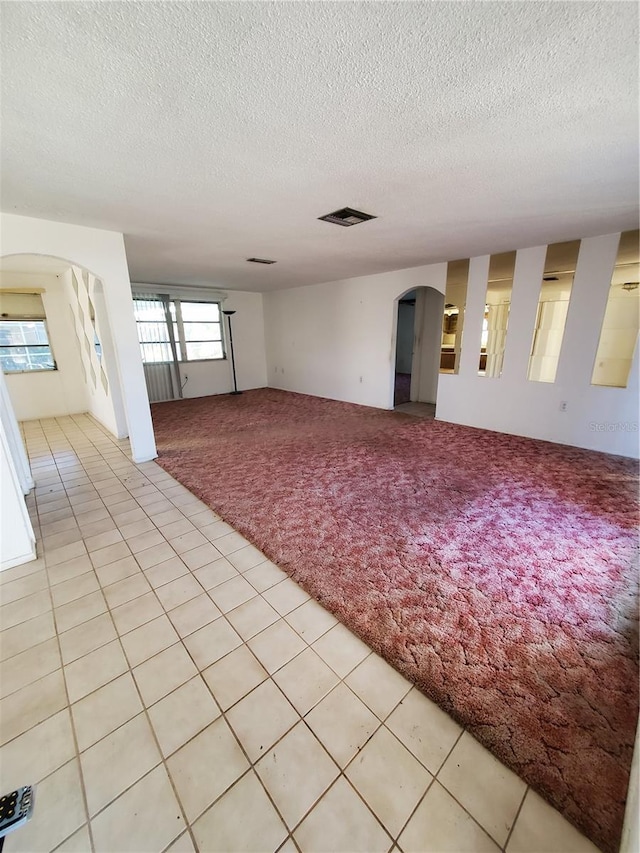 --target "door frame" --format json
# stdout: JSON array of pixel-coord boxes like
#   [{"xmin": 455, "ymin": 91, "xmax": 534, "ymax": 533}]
[{"xmin": 391, "ymin": 286, "xmax": 444, "ymax": 408}]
